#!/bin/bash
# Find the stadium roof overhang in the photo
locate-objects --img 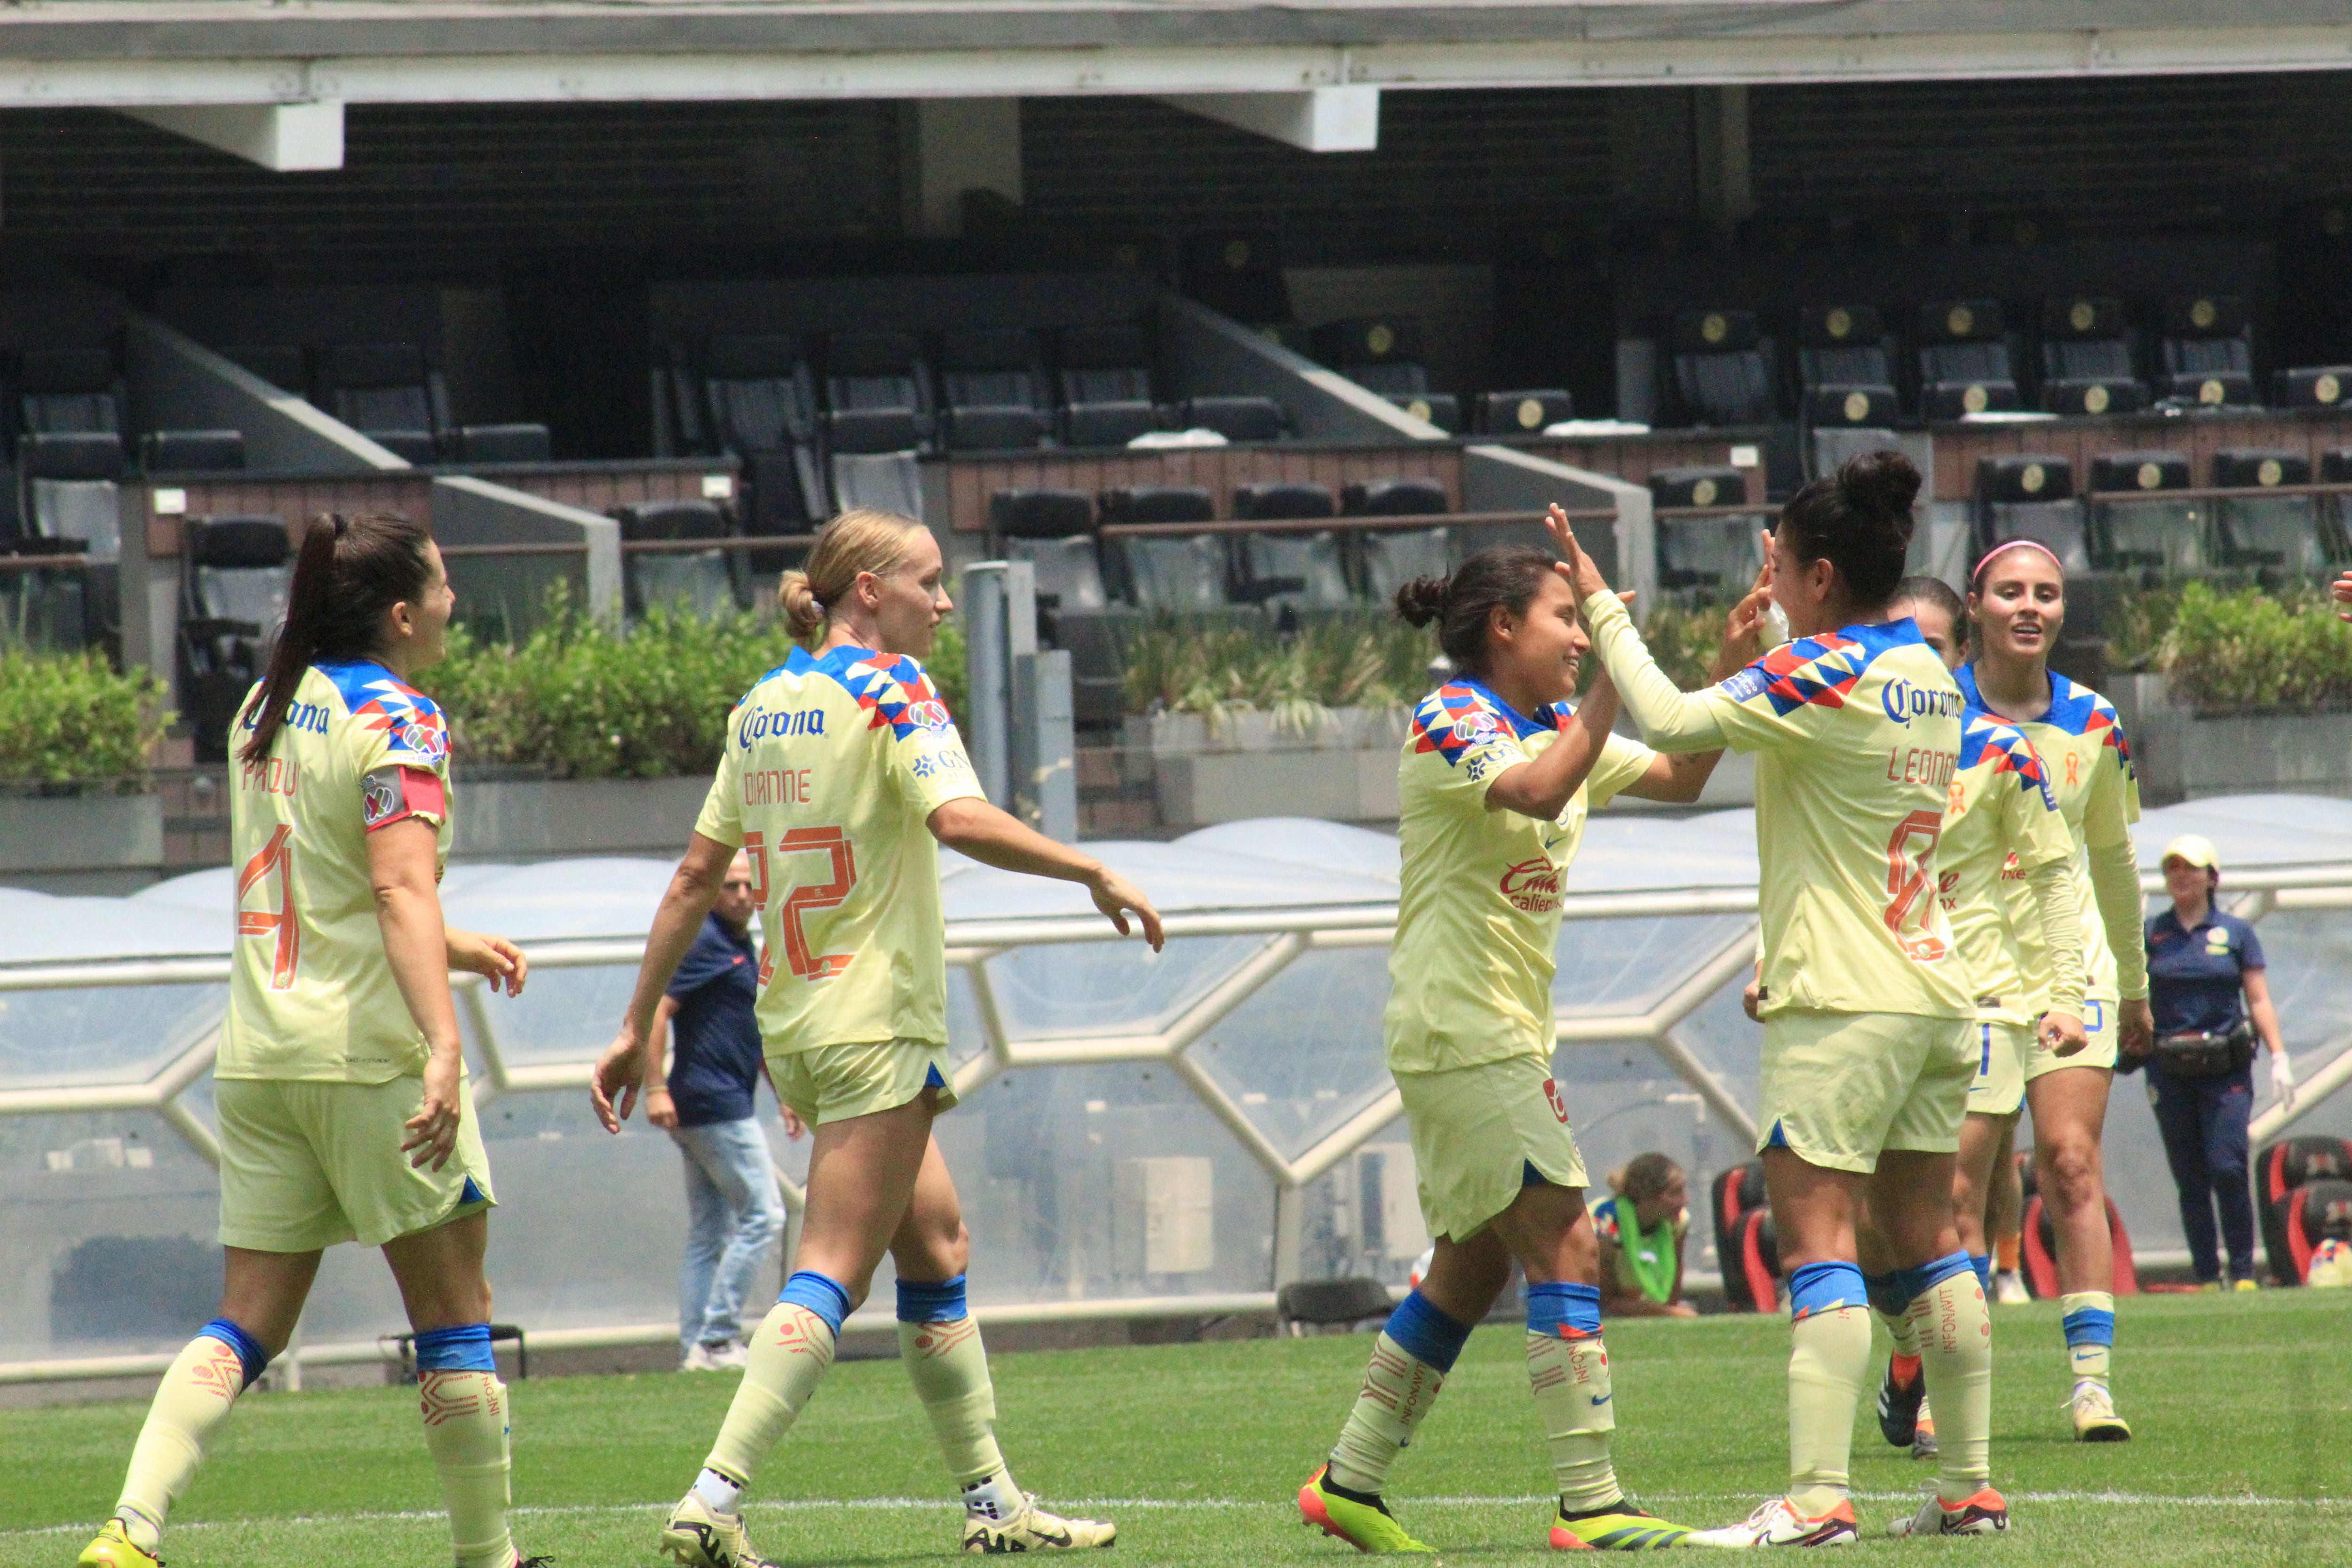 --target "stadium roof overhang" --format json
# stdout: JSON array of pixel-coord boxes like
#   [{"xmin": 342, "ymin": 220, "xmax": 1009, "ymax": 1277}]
[{"xmin": 16, "ymin": 1, "xmax": 2352, "ymax": 166}]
